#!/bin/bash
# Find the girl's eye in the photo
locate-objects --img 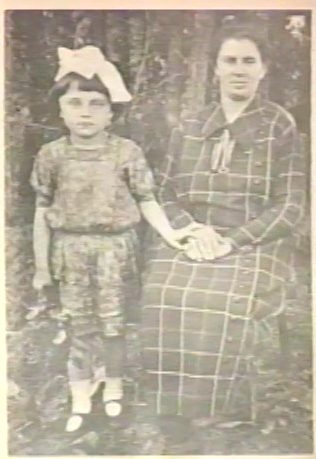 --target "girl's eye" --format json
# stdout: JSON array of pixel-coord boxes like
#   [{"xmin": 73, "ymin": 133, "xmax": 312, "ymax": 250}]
[
  {"xmin": 90, "ymin": 100, "xmax": 108, "ymax": 107},
  {"xmin": 243, "ymin": 57, "xmax": 257, "ymax": 64},
  {"xmin": 222, "ymin": 57, "xmax": 237, "ymax": 64},
  {"xmin": 67, "ymin": 98, "xmax": 82, "ymax": 107}
]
